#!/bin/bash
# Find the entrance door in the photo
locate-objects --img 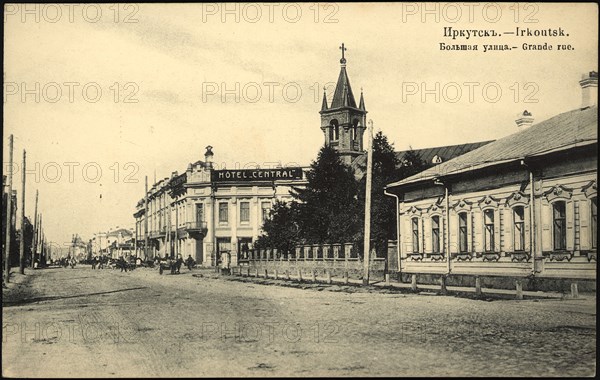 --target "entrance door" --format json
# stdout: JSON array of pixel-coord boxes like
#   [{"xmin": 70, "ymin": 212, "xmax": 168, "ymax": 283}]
[
  {"xmin": 216, "ymin": 237, "xmax": 231, "ymax": 265},
  {"xmin": 195, "ymin": 238, "xmax": 204, "ymax": 264}
]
